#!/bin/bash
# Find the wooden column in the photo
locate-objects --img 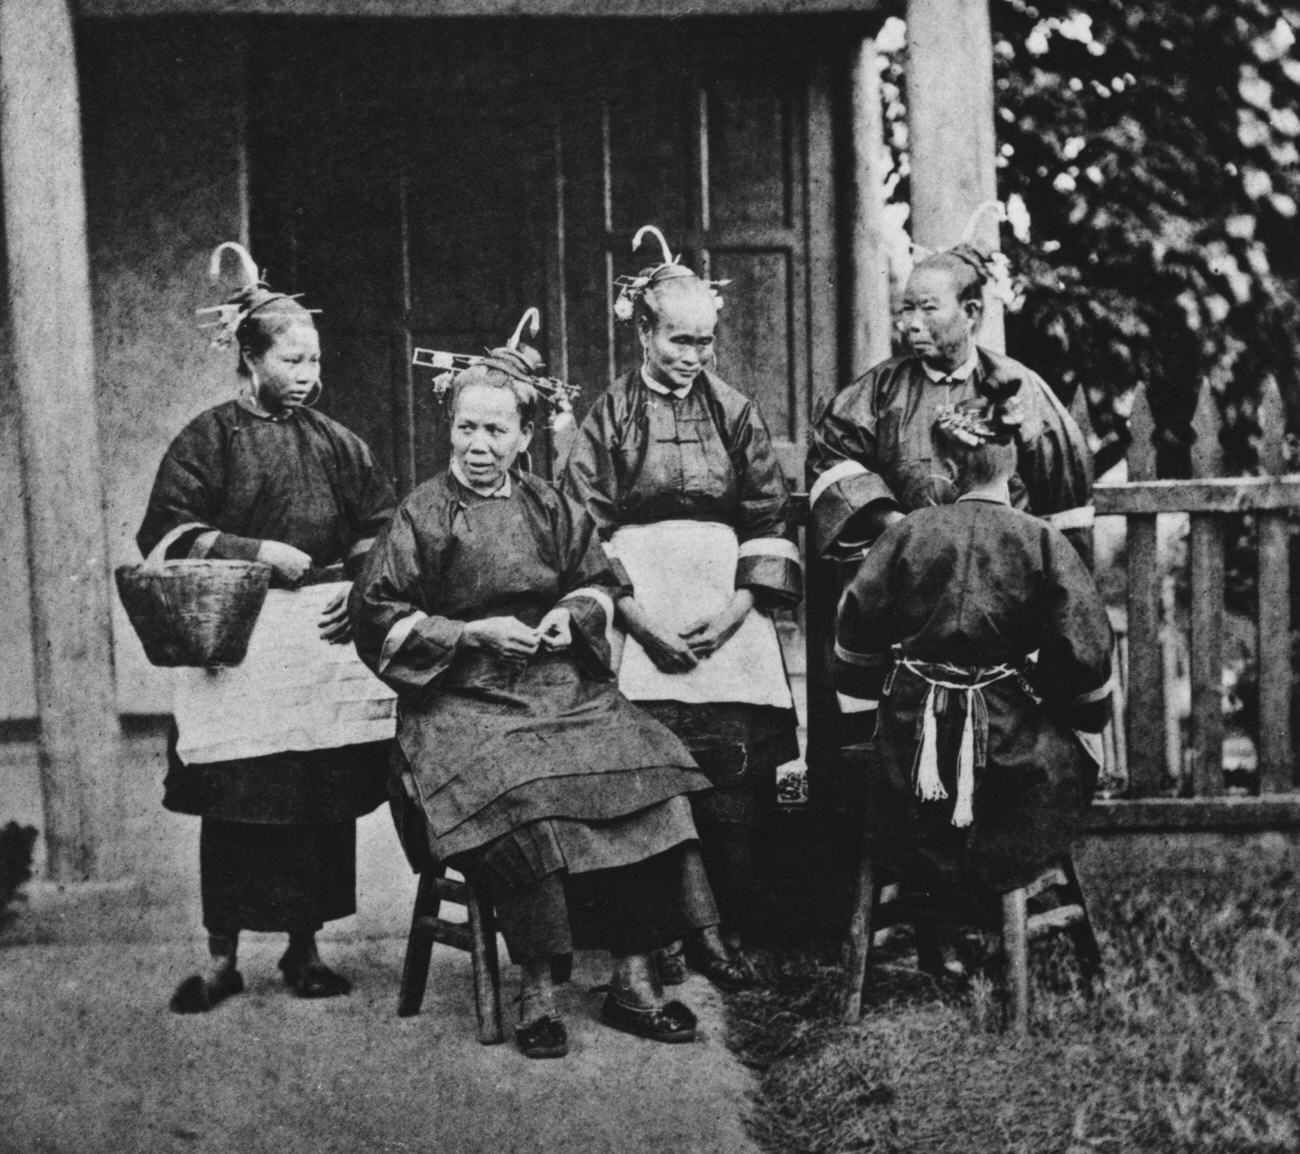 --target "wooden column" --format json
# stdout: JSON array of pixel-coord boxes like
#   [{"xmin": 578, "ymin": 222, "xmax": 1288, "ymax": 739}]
[
  {"xmin": 851, "ymin": 36, "xmax": 893, "ymax": 375},
  {"xmin": 1, "ymin": 0, "xmax": 123, "ymax": 879},
  {"xmin": 905, "ymin": 0, "xmax": 1004, "ymax": 351}
]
